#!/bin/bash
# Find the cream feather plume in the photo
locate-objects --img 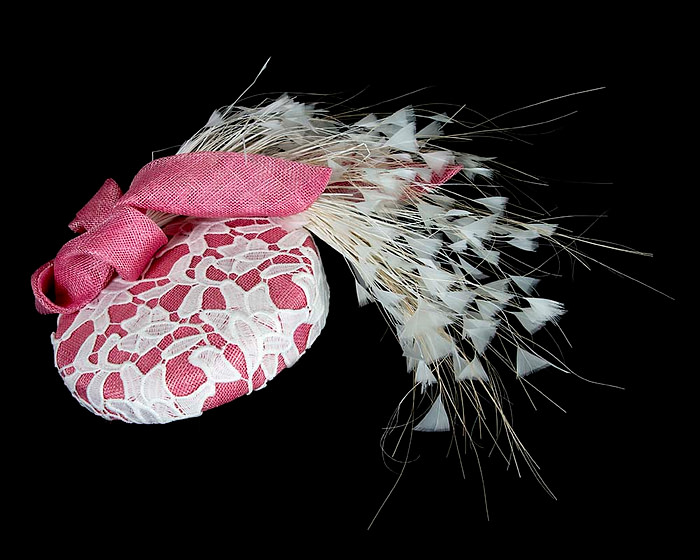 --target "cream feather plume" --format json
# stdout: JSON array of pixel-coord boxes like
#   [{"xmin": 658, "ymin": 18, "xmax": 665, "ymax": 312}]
[{"xmin": 172, "ymin": 92, "xmax": 634, "ymax": 495}]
